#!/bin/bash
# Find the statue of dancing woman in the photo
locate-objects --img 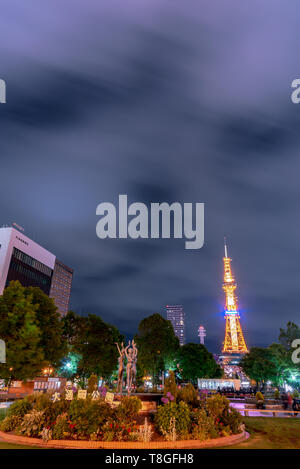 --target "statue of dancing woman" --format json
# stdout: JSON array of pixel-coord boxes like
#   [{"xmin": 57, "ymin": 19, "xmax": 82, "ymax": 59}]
[
  {"xmin": 115, "ymin": 342, "xmax": 125, "ymax": 393},
  {"xmin": 130, "ymin": 339, "xmax": 138, "ymax": 391},
  {"xmin": 125, "ymin": 341, "xmax": 134, "ymax": 394}
]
